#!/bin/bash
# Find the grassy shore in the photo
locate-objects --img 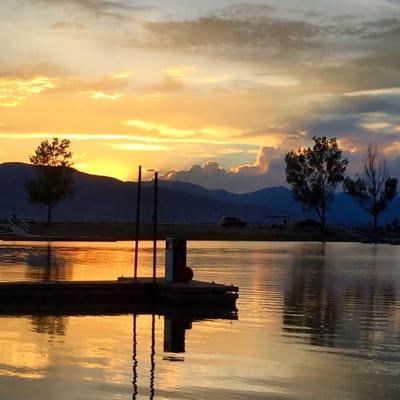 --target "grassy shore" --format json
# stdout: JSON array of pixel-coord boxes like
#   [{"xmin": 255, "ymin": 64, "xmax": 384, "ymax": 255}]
[{"xmin": 0, "ymin": 221, "xmax": 373, "ymax": 242}]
